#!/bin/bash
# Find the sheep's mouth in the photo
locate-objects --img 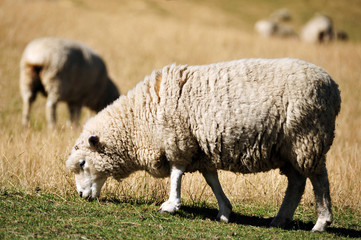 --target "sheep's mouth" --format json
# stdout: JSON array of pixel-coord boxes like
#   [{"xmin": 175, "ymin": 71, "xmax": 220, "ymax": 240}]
[
  {"xmin": 85, "ymin": 196, "xmax": 96, "ymax": 201},
  {"xmin": 79, "ymin": 191, "xmax": 97, "ymax": 201}
]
